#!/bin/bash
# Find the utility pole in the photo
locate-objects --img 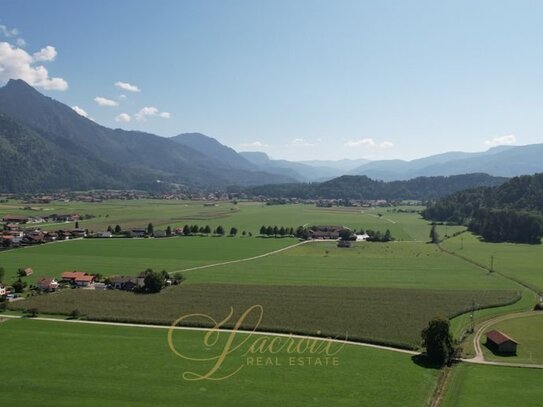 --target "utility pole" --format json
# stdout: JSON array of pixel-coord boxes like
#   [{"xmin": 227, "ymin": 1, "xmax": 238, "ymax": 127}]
[{"xmin": 470, "ymin": 300, "xmax": 476, "ymax": 333}]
